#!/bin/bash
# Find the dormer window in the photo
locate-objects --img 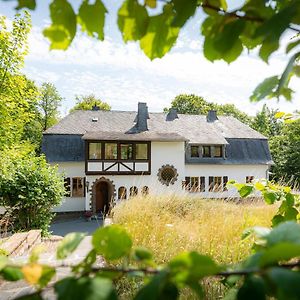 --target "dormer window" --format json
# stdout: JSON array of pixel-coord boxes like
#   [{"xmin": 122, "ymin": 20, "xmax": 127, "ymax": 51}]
[
  {"xmin": 191, "ymin": 145, "xmax": 200, "ymax": 158},
  {"xmin": 202, "ymin": 146, "xmax": 211, "ymax": 157},
  {"xmin": 214, "ymin": 146, "xmax": 223, "ymax": 158}
]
